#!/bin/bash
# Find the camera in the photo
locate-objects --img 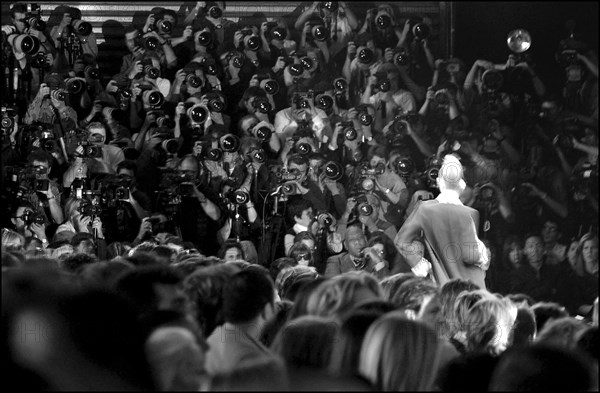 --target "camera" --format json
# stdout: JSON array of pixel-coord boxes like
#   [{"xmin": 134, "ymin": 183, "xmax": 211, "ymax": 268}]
[
  {"xmin": 376, "ymin": 11, "xmax": 392, "ymax": 29},
  {"xmin": 77, "ymin": 141, "xmax": 102, "ymax": 158},
  {"xmin": 143, "ymin": 35, "xmax": 160, "ymax": 50},
  {"xmin": 254, "ymin": 125, "xmax": 272, "ymax": 141},
  {"xmin": 392, "ymin": 156, "xmax": 415, "ymax": 177},
  {"xmin": 71, "ymin": 19, "xmax": 93, "ymax": 36},
  {"xmin": 307, "ymin": 24, "xmax": 329, "ymax": 42},
  {"xmin": 161, "ymin": 138, "xmax": 179, "ymax": 154},
  {"xmin": 249, "ymin": 148, "xmax": 265, "ymax": 164},
  {"xmin": 186, "ymin": 103, "xmax": 209, "ymax": 124},
  {"xmin": 257, "ymin": 74, "xmax": 280, "ymax": 95},
  {"xmin": 252, "ymin": 96, "xmax": 272, "ymax": 113},
  {"xmin": 7, "ymin": 33, "xmax": 40, "ymax": 54},
  {"xmin": 195, "ymin": 141, "xmax": 223, "ymax": 161},
  {"xmin": 370, "ymin": 71, "xmax": 391, "ymax": 92},
  {"xmin": 387, "ymin": 112, "xmax": 420, "ymax": 146},
  {"xmin": 205, "ymin": 2, "xmax": 223, "ymax": 19},
  {"xmin": 266, "ymin": 23, "xmax": 287, "ymax": 41},
  {"xmin": 433, "ymin": 90, "xmax": 450, "ymax": 106},
  {"xmin": 333, "ymin": 77, "xmax": 348, "ymax": 95},
  {"xmin": 322, "ymin": 161, "xmax": 343, "ymax": 181},
  {"xmin": 148, "ymin": 16, "xmax": 172, "ymax": 36},
  {"xmin": 356, "ymin": 162, "xmax": 385, "ymax": 192},
  {"xmin": 357, "ymin": 48, "xmax": 375, "ymax": 65},
  {"xmin": 316, "ymin": 212, "xmax": 336, "ymax": 227},
  {"xmin": 142, "ymin": 89, "xmax": 164, "ymax": 108},
  {"xmin": 220, "ymin": 133, "xmax": 240, "ymax": 153},
  {"xmin": 275, "ymin": 167, "xmax": 303, "ymax": 182},
  {"xmin": 409, "ymin": 17, "xmax": 430, "ymax": 41},
  {"xmin": 557, "ymin": 49, "xmax": 579, "ymax": 67},
  {"xmin": 241, "ymin": 31, "xmax": 261, "ymax": 51},
  {"xmin": 354, "ymin": 194, "xmax": 374, "ymax": 216},
  {"xmin": 228, "ymin": 52, "xmax": 245, "ymax": 68},
  {"xmin": 65, "ymin": 77, "xmax": 87, "ymax": 95},
  {"xmin": 77, "ymin": 198, "xmax": 103, "ymax": 217},
  {"xmin": 21, "ymin": 209, "xmax": 45, "ymax": 226},
  {"xmin": 207, "ymin": 97, "xmax": 225, "ymax": 113},
  {"xmin": 357, "ymin": 107, "xmax": 374, "ymax": 126},
  {"xmin": 186, "ymin": 73, "xmax": 203, "ymax": 89},
  {"xmin": 30, "ymin": 51, "xmax": 50, "ymax": 69},
  {"xmin": 197, "ymin": 30, "xmax": 213, "ymax": 46},
  {"xmin": 293, "ymin": 92, "xmax": 311, "ymax": 110},
  {"xmin": 294, "ymin": 142, "xmax": 312, "ymax": 155},
  {"xmin": 1, "ymin": 106, "xmax": 17, "ymax": 136},
  {"xmin": 232, "ymin": 190, "xmax": 250, "ymax": 205},
  {"xmin": 394, "ymin": 47, "xmax": 411, "ymax": 66},
  {"xmin": 288, "ymin": 63, "xmax": 304, "ymax": 78},
  {"xmin": 321, "ymin": 2, "xmax": 338, "ymax": 12},
  {"xmin": 315, "ymin": 93, "xmax": 334, "ymax": 111},
  {"xmin": 341, "ymin": 121, "xmax": 357, "ymax": 141}
]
